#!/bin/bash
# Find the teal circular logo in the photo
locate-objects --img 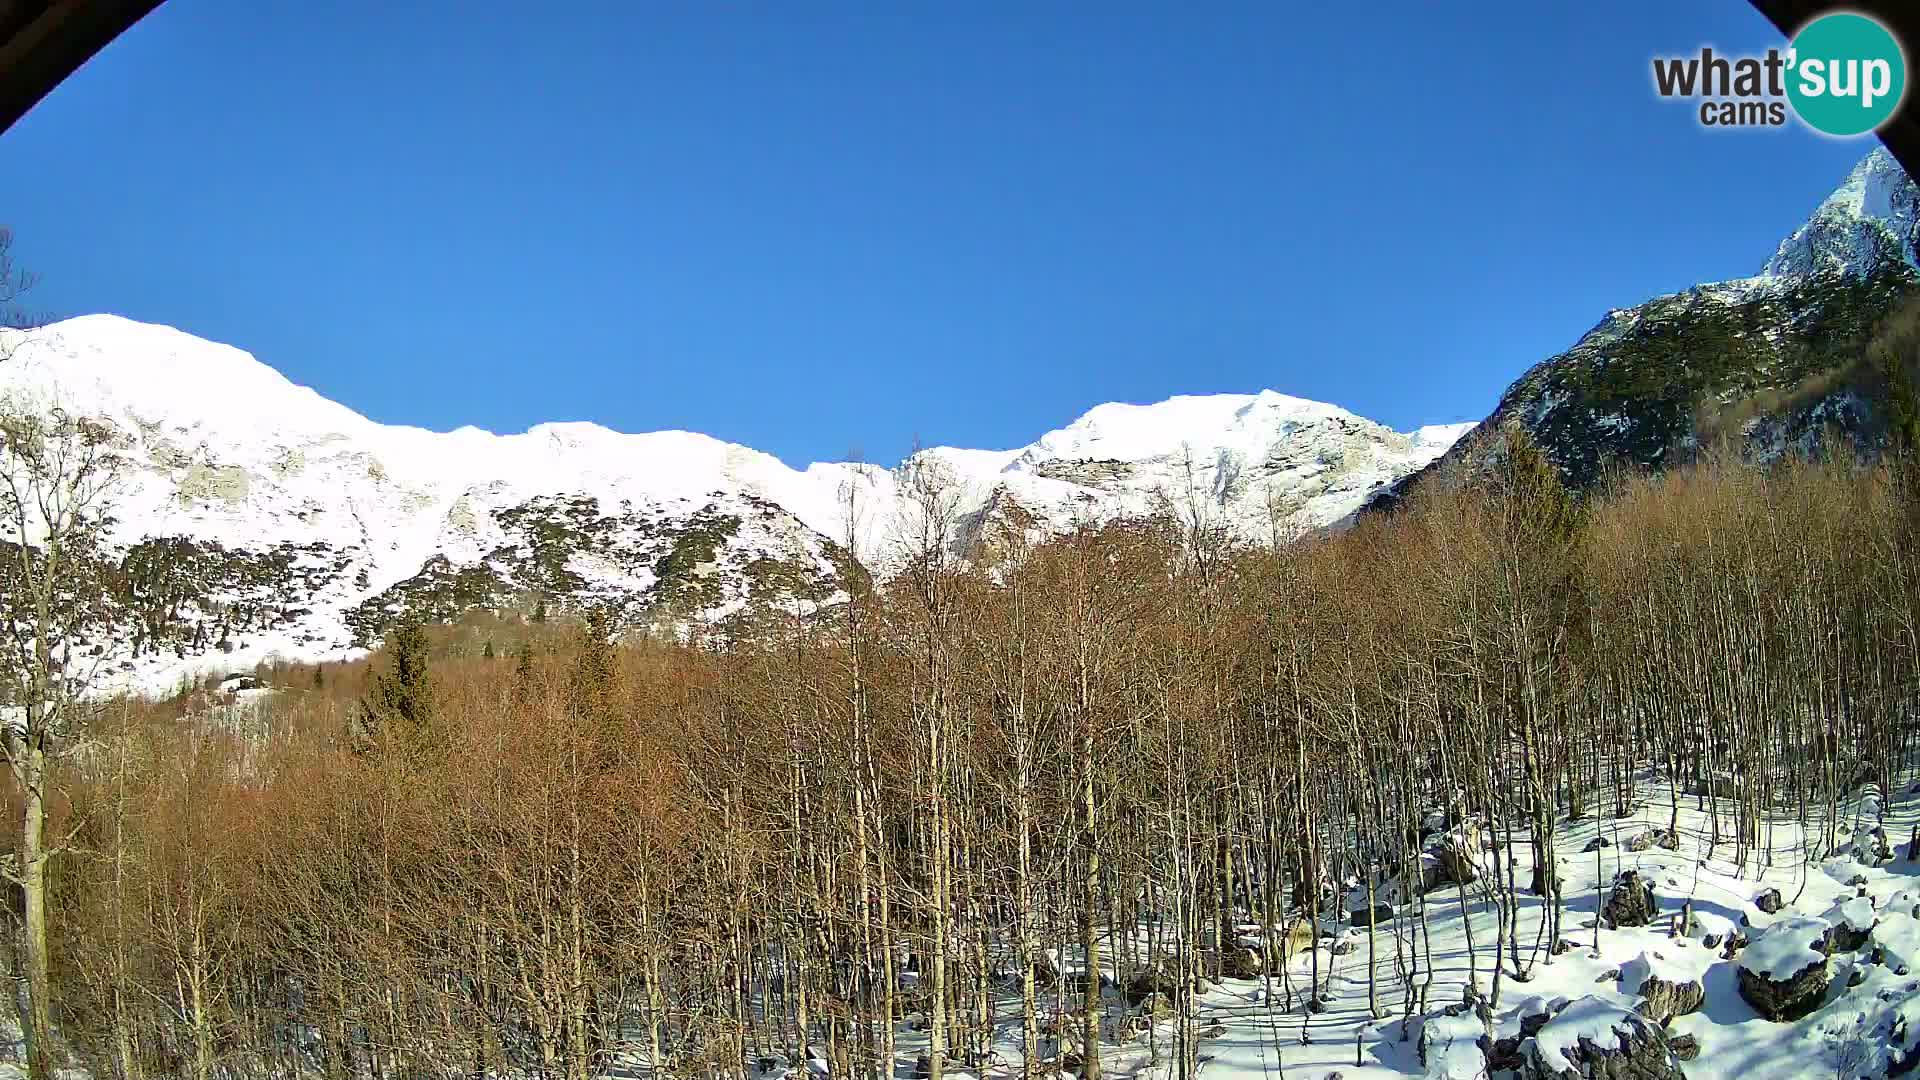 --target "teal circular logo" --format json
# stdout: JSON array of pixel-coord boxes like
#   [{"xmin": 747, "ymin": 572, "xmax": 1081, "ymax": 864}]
[{"xmin": 1787, "ymin": 13, "xmax": 1907, "ymax": 136}]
